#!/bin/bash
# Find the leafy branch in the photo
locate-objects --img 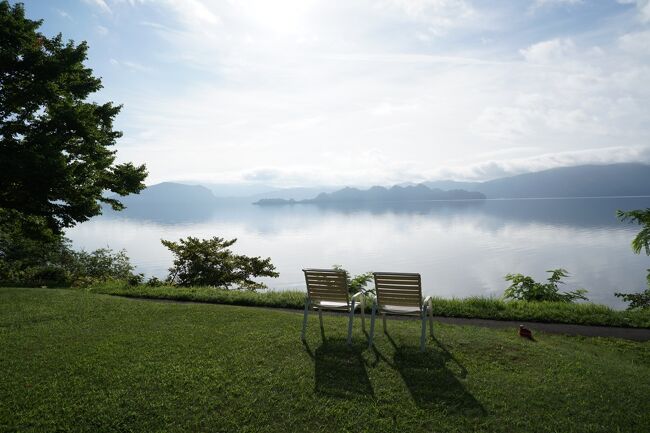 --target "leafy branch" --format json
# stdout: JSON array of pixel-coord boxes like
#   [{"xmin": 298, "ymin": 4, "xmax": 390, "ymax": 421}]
[{"xmin": 504, "ymin": 268, "xmax": 588, "ymax": 303}]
